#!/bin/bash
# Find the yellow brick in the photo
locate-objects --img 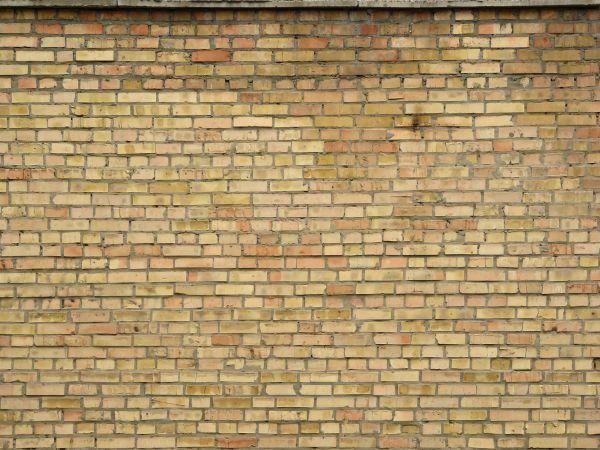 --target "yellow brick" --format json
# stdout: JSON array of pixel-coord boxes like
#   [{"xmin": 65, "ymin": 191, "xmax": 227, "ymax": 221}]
[
  {"xmin": 257, "ymin": 37, "xmax": 294, "ymax": 48},
  {"xmin": 292, "ymin": 141, "xmax": 324, "ymax": 153},
  {"xmin": 117, "ymin": 143, "xmax": 156, "ymax": 154},
  {"xmin": 15, "ymin": 50, "xmax": 54, "ymax": 61},
  {"xmin": 542, "ymin": 49, "xmax": 581, "ymax": 61},
  {"xmin": 75, "ymin": 50, "xmax": 114, "ymax": 61},
  {"xmin": 461, "ymin": 62, "xmax": 500, "ymax": 73},
  {"xmin": 213, "ymin": 194, "xmax": 251, "ymax": 205},
  {"xmin": 441, "ymin": 49, "xmax": 480, "ymax": 60},
  {"xmin": 117, "ymin": 92, "xmax": 157, "ymax": 103},
  {"xmin": 486, "ymin": 102, "xmax": 525, "ymax": 113},
  {"xmin": 0, "ymin": 65, "xmax": 28, "ymax": 75},
  {"xmin": 77, "ymin": 92, "xmax": 116, "ymax": 103},
  {"xmin": 172, "ymin": 105, "xmax": 211, "ymax": 116},
  {"xmin": 117, "ymin": 50, "xmax": 155, "ymax": 61}
]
